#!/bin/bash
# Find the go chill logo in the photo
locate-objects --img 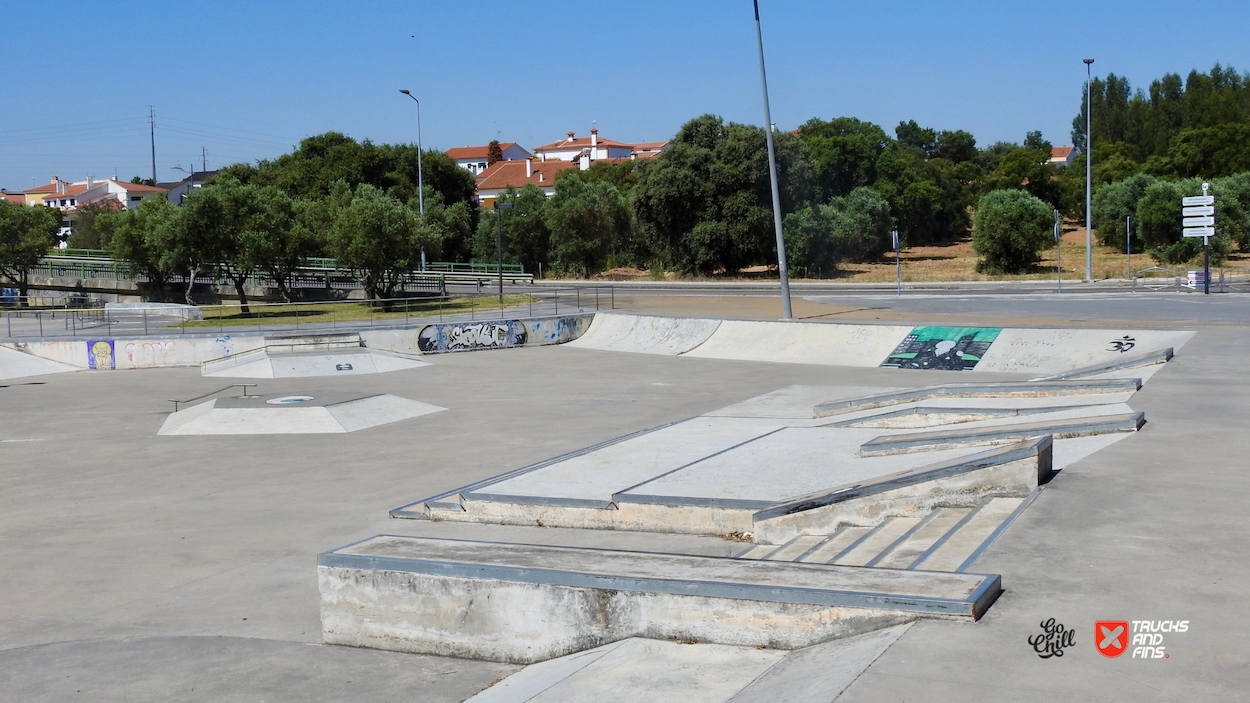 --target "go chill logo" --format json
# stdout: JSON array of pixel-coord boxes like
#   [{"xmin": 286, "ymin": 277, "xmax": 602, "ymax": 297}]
[{"xmin": 1096, "ymin": 620, "xmax": 1188, "ymax": 659}]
